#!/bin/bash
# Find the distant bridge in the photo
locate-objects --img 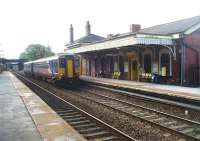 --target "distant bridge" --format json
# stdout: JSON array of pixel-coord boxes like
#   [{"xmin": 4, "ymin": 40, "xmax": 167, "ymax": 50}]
[{"xmin": 0, "ymin": 58, "xmax": 25, "ymax": 71}]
